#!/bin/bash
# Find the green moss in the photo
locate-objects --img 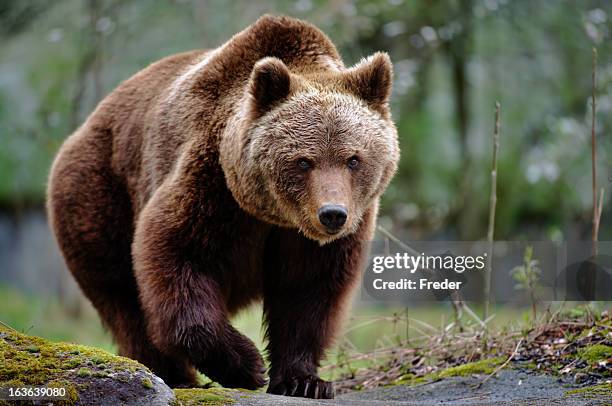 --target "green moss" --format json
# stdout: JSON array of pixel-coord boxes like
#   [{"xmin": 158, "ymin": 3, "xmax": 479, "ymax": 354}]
[
  {"xmin": 141, "ymin": 377, "xmax": 153, "ymax": 389},
  {"xmin": 565, "ymin": 383, "xmax": 612, "ymax": 399},
  {"xmin": 0, "ymin": 325, "xmax": 153, "ymax": 405},
  {"xmin": 173, "ymin": 388, "xmax": 238, "ymax": 405},
  {"xmin": 517, "ymin": 360, "xmax": 538, "ymax": 370},
  {"xmin": 0, "ymin": 325, "xmax": 146, "ymax": 385},
  {"xmin": 77, "ymin": 367, "xmax": 92, "ymax": 377},
  {"xmin": 93, "ymin": 370, "xmax": 109, "ymax": 378},
  {"xmin": 577, "ymin": 344, "xmax": 612, "ymax": 363},
  {"xmin": 392, "ymin": 357, "xmax": 506, "ymax": 387},
  {"xmin": 62, "ymin": 358, "xmax": 82, "ymax": 369},
  {"xmin": 438, "ymin": 357, "xmax": 504, "ymax": 378},
  {"xmin": 48, "ymin": 379, "xmax": 79, "ymax": 406},
  {"xmin": 91, "ymin": 356, "xmax": 106, "ymax": 365},
  {"xmin": 392, "ymin": 373, "xmax": 431, "ymax": 386}
]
